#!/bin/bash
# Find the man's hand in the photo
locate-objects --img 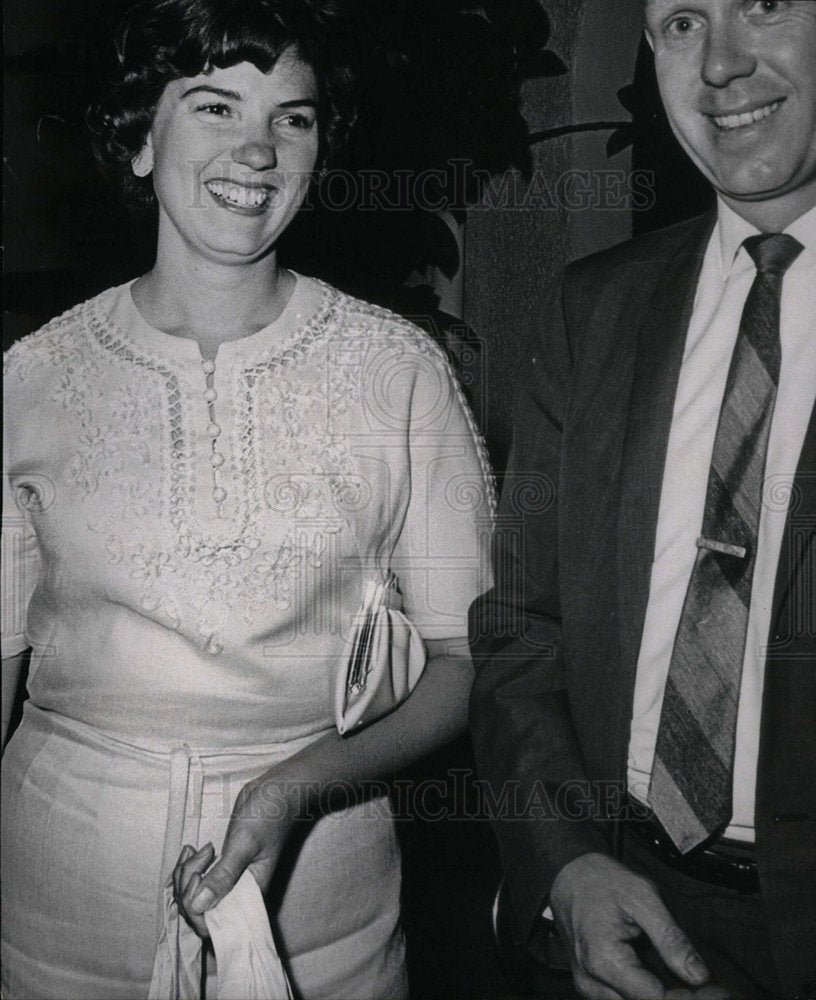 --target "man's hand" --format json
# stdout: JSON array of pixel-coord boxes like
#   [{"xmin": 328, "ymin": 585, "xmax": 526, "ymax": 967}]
[{"xmin": 549, "ymin": 853, "xmax": 727, "ymax": 1000}]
